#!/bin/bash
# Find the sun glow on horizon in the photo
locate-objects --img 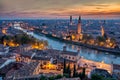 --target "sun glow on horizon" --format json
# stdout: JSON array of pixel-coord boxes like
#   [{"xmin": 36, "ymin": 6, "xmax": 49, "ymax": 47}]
[{"xmin": 0, "ymin": 0, "xmax": 120, "ymax": 19}]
